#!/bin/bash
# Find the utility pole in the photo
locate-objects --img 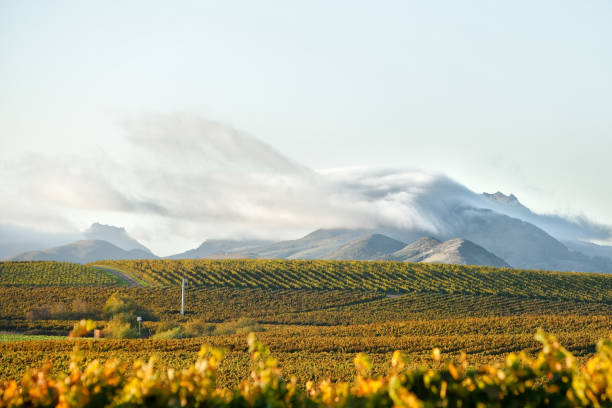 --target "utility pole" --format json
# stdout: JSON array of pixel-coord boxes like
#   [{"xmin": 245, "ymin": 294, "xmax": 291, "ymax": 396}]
[{"xmin": 181, "ymin": 277, "xmax": 186, "ymax": 316}]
